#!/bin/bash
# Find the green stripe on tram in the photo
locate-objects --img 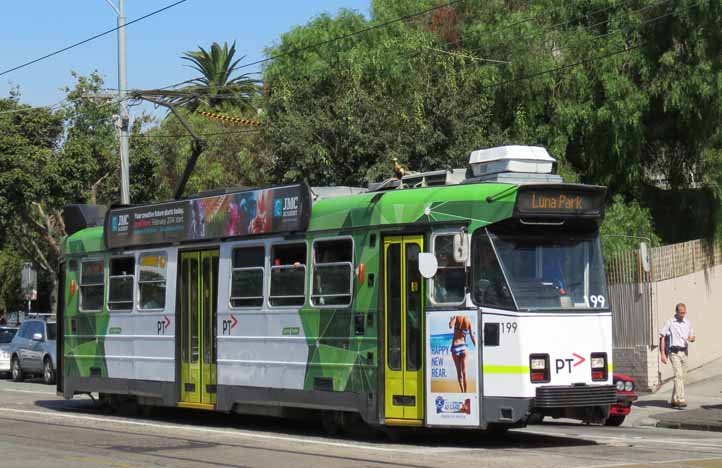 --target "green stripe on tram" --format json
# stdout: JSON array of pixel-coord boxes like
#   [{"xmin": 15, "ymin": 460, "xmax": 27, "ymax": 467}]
[{"xmin": 483, "ymin": 365, "xmax": 530, "ymax": 374}]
